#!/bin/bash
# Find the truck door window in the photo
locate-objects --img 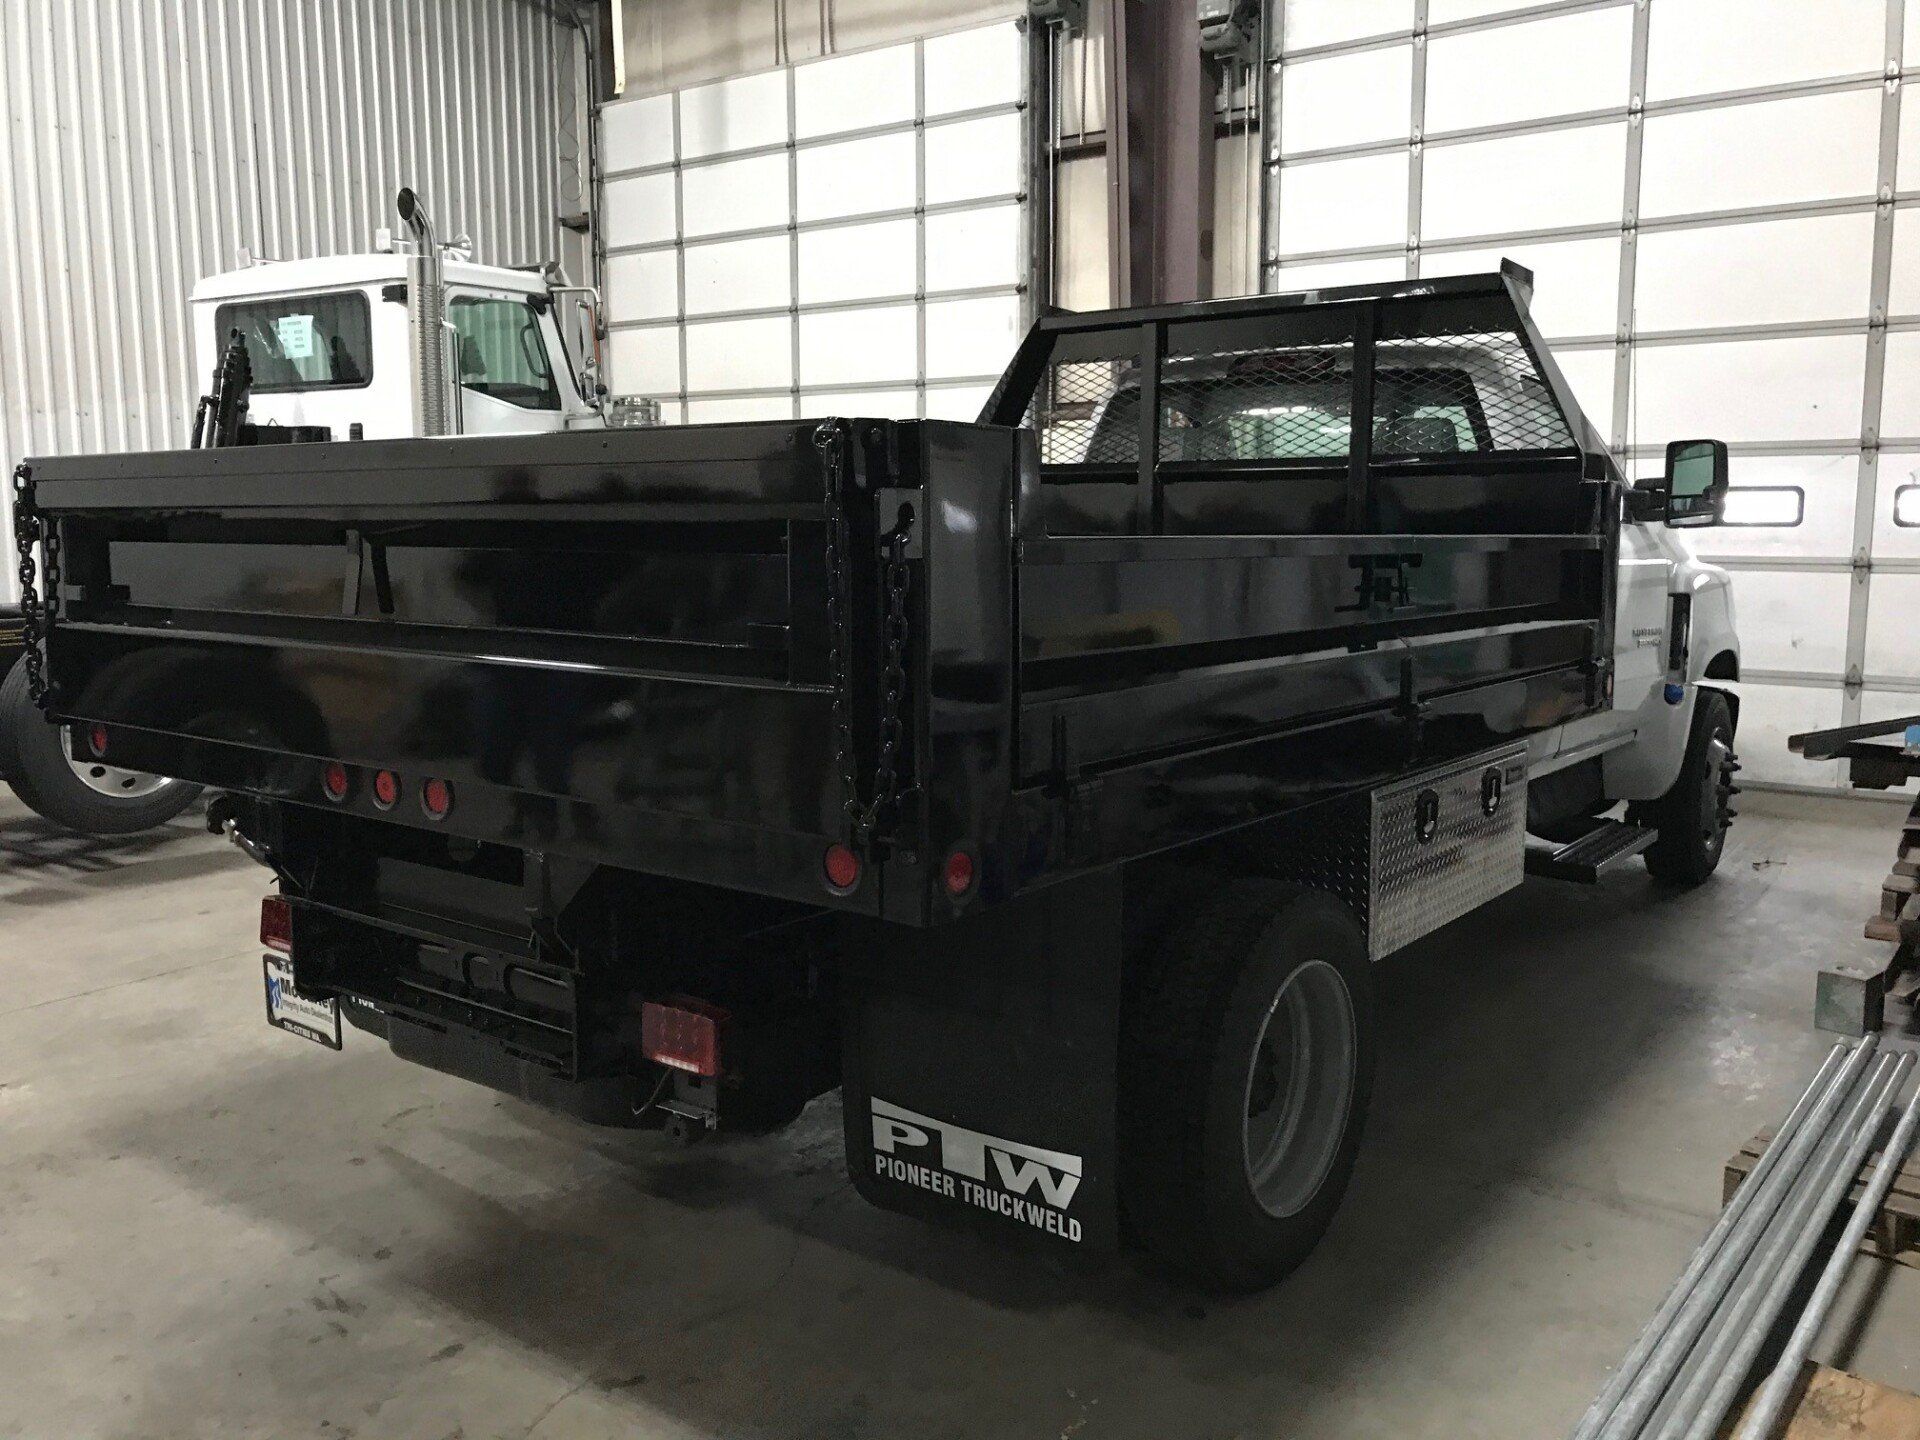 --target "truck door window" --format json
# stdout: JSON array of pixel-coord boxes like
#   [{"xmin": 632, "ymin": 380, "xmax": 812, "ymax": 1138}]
[
  {"xmin": 448, "ymin": 296, "xmax": 561, "ymax": 411},
  {"xmin": 213, "ymin": 292, "xmax": 372, "ymax": 391}
]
